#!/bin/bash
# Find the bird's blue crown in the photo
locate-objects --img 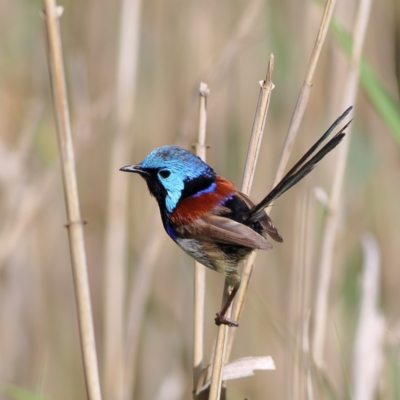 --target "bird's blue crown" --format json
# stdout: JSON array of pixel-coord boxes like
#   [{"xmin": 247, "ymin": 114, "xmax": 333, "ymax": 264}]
[{"xmin": 139, "ymin": 145, "xmax": 216, "ymax": 212}]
